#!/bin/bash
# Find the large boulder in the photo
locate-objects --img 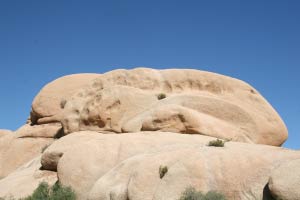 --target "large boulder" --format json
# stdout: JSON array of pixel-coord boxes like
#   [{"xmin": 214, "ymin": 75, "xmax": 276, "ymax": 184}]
[
  {"xmin": 40, "ymin": 131, "xmax": 300, "ymax": 200},
  {"xmin": 41, "ymin": 131, "xmax": 215, "ymax": 199},
  {"xmin": 268, "ymin": 159, "xmax": 300, "ymax": 200},
  {"xmin": 0, "ymin": 68, "xmax": 294, "ymax": 200},
  {"xmin": 33, "ymin": 68, "xmax": 287, "ymax": 146}
]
